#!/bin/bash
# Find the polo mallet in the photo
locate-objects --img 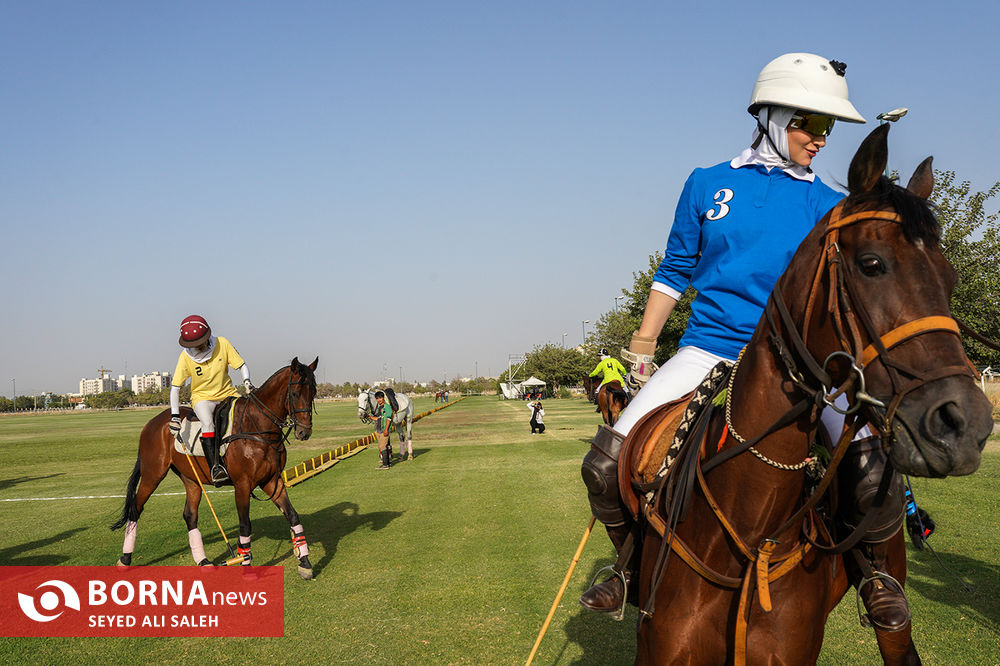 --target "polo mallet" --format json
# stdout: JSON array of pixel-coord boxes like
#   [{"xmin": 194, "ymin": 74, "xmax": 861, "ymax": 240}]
[
  {"xmin": 180, "ymin": 434, "xmax": 245, "ymax": 567},
  {"xmin": 526, "ymin": 516, "xmax": 596, "ymax": 666}
]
